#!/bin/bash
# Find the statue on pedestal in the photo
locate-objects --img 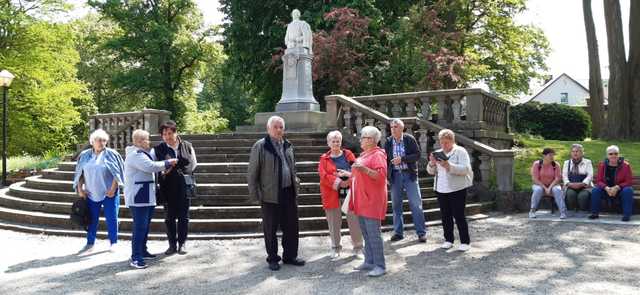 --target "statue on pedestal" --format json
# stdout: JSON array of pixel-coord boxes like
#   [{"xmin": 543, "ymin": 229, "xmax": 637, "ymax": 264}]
[{"xmin": 276, "ymin": 9, "xmax": 320, "ymax": 112}]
